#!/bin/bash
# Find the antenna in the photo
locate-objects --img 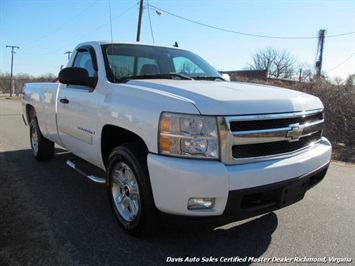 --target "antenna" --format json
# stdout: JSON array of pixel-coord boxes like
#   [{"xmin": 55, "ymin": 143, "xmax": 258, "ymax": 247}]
[
  {"xmin": 109, "ymin": 0, "xmax": 114, "ymax": 43},
  {"xmin": 147, "ymin": 0, "xmax": 155, "ymax": 43}
]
